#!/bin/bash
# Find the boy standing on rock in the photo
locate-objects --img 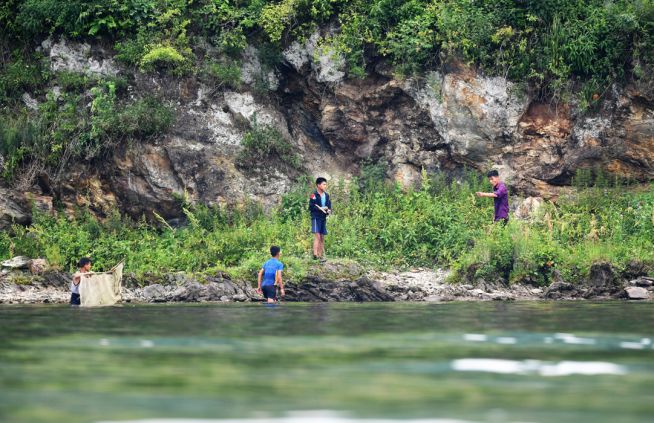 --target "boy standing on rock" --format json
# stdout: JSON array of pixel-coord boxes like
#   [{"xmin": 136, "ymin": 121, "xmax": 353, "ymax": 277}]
[
  {"xmin": 309, "ymin": 177, "xmax": 332, "ymax": 261},
  {"xmin": 257, "ymin": 246, "xmax": 285, "ymax": 303},
  {"xmin": 71, "ymin": 257, "xmax": 92, "ymax": 306},
  {"xmin": 476, "ymin": 170, "xmax": 509, "ymax": 224}
]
